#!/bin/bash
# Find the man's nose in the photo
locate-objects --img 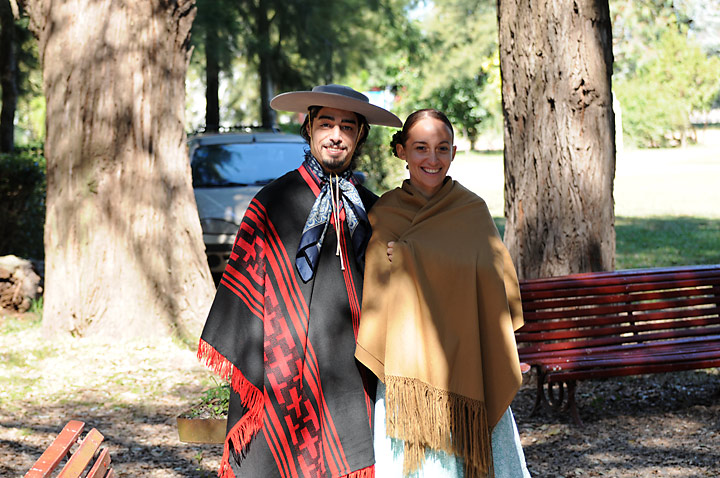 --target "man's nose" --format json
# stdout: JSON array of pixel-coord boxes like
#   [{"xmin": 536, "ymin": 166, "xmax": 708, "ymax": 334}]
[{"xmin": 329, "ymin": 125, "xmax": 342, "ymax": 141}]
